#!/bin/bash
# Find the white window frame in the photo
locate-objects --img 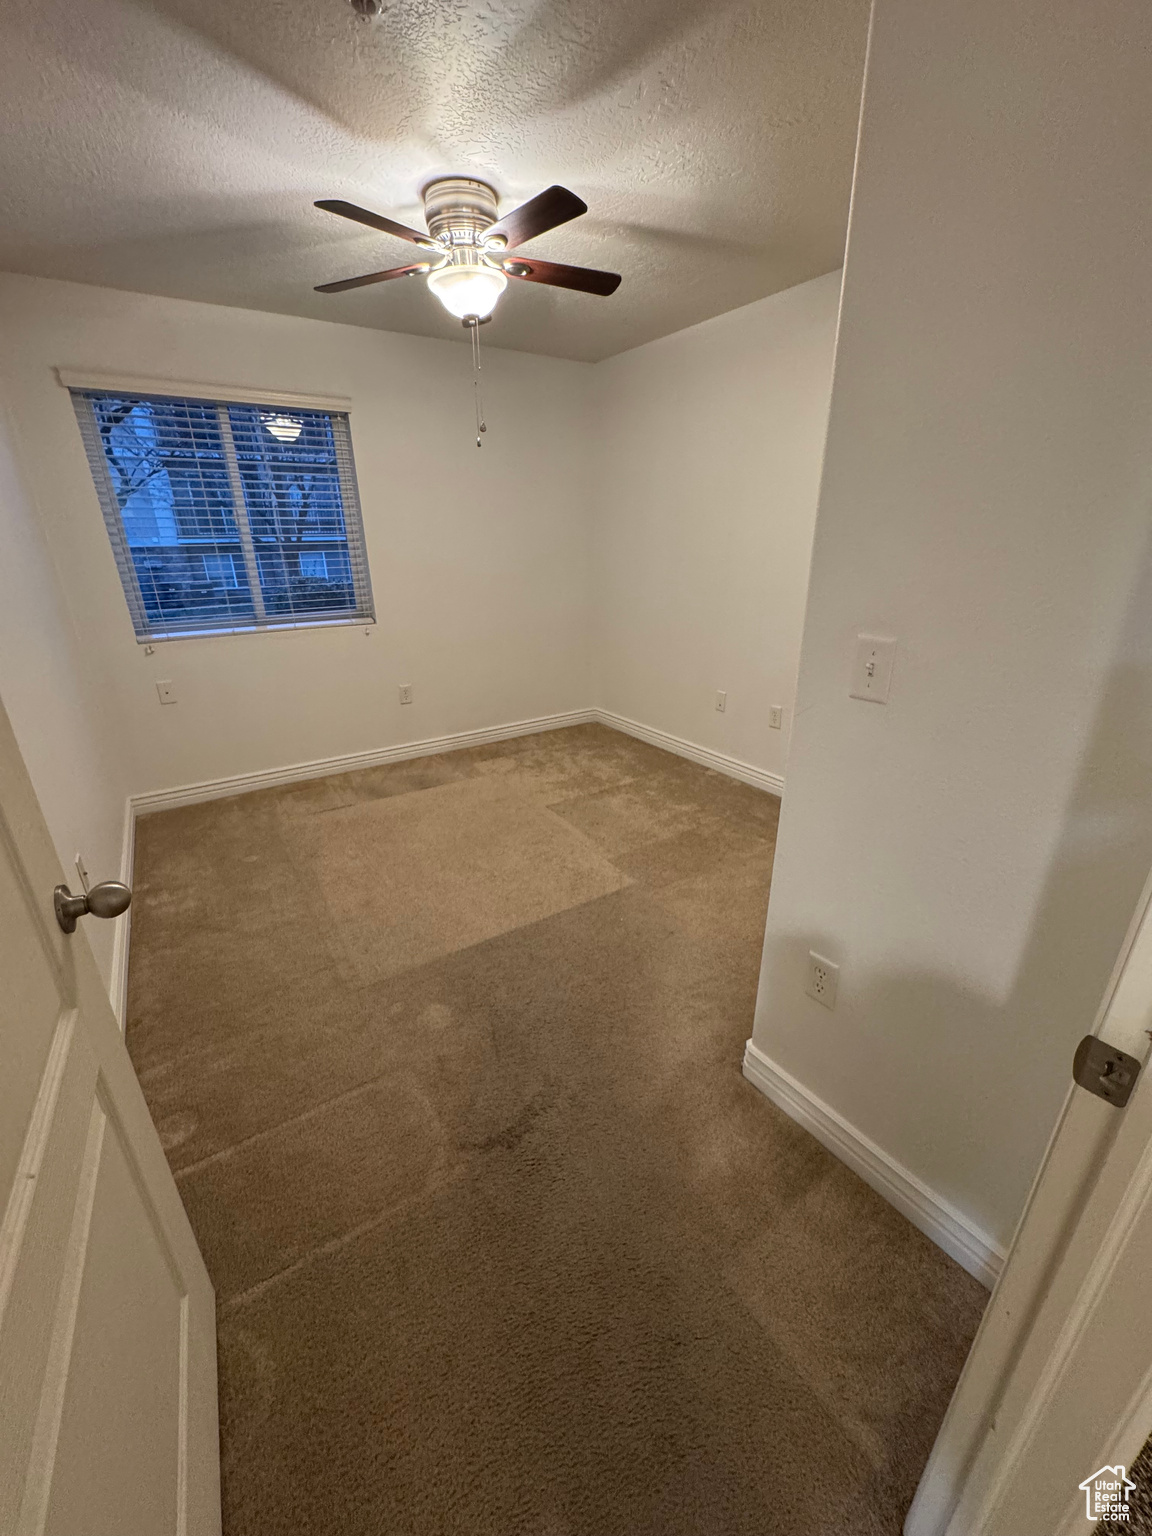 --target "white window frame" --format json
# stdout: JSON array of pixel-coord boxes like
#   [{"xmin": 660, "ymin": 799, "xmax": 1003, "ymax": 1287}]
[{"xmin": 60, "ymin": 370, "xmax": 375, "ymax": 643}]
